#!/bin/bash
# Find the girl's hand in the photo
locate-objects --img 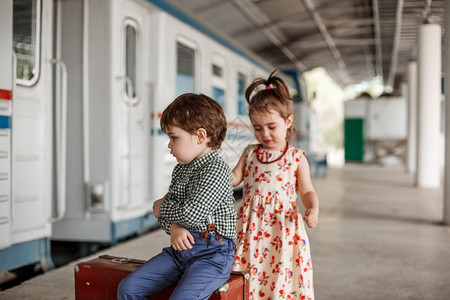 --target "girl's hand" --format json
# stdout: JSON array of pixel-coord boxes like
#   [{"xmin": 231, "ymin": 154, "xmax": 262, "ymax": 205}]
[
  {"xmin": 152, "ymin": 198, "xmax": 164, "ymax": 218},
  {"xmin": 170, "ymin": 224, "xmax": 195, "ymax": 251},
  {"xmin": 304, "ymin": 208, "xmax": 319, "ymax": 228}
]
